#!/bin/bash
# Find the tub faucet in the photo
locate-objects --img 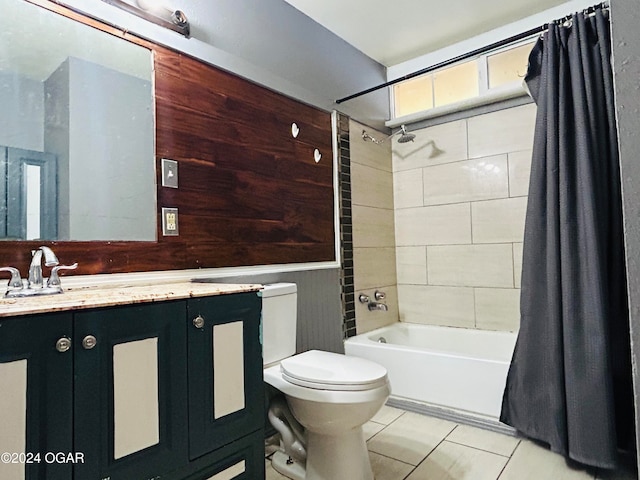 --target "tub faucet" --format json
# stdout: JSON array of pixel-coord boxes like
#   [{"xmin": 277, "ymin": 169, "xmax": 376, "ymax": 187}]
[
  {"xmin": 368, "ymin": 302, "xmax": 388, "ymax": 312},
  {"xmin": 28, "ymin": 246, "xmax": 59, "ymax": 288}
]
